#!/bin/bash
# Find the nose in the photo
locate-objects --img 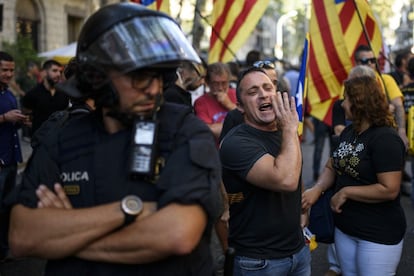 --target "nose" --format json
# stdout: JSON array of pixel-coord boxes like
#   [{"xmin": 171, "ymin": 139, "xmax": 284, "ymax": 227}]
[
  {"xmin": 5, "ymin": 70, "xmax": 14, "ymax": 78},
  {"xmin": 257, "ymin": 87, "xmax": 269, "ymax": 98}
]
